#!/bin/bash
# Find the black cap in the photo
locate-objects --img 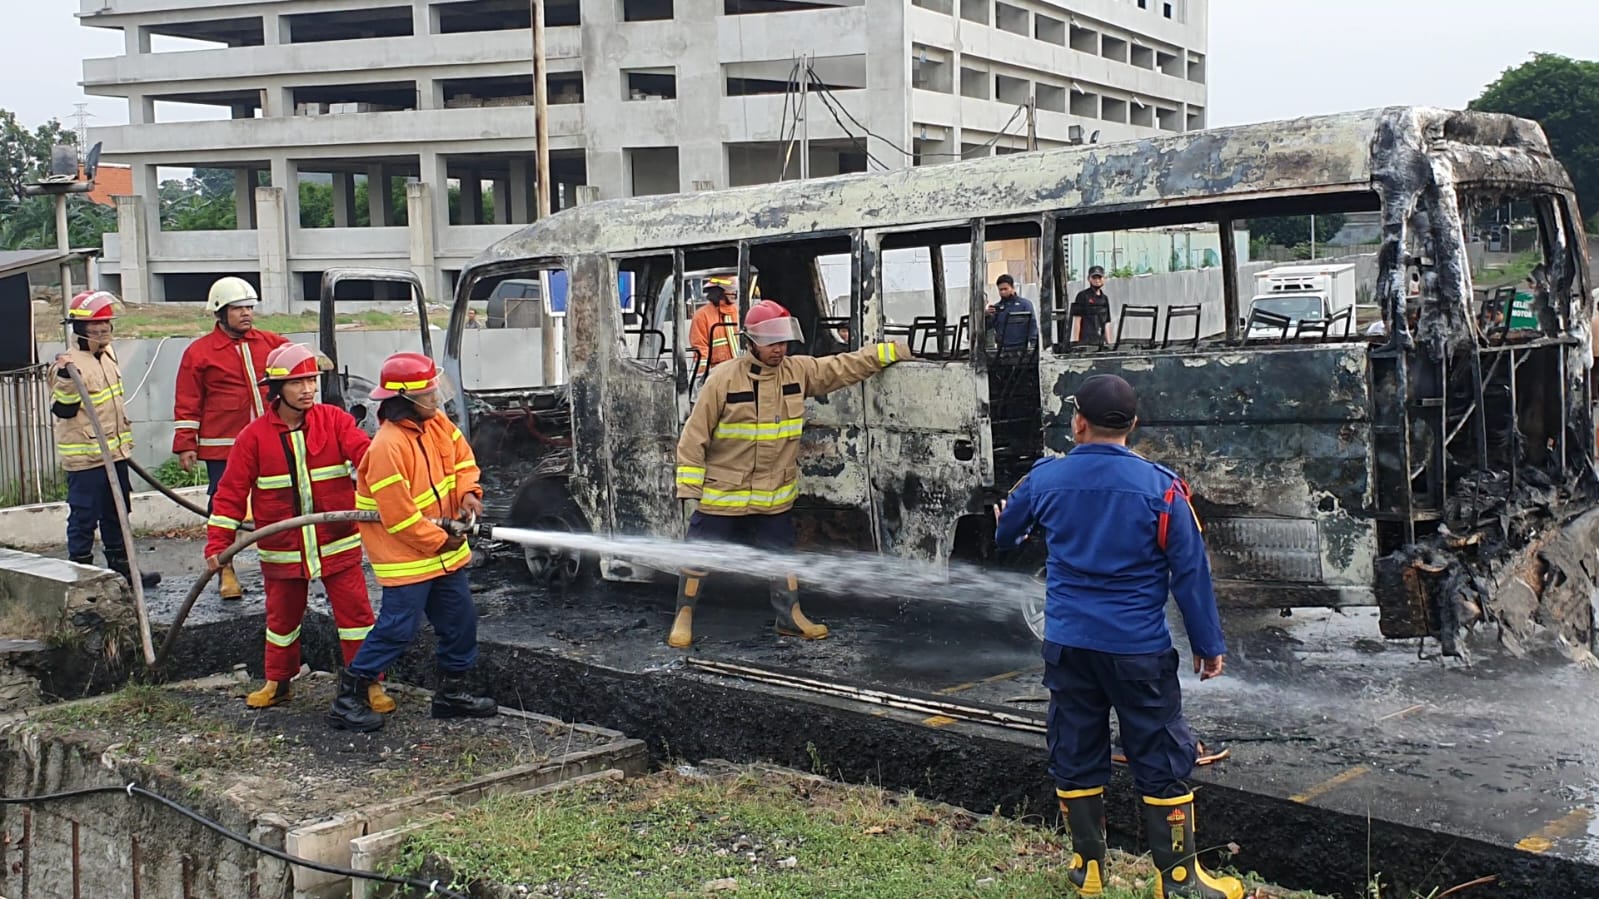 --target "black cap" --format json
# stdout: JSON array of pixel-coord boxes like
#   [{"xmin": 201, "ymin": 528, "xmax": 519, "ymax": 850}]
[
  {"xmin": 1070, "ymin": 374, "xmax": 1138, "ymax": 429},
  {"xmin": 1088, "ymin": 265, "xmax": 1106, "ymax": 277}
]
